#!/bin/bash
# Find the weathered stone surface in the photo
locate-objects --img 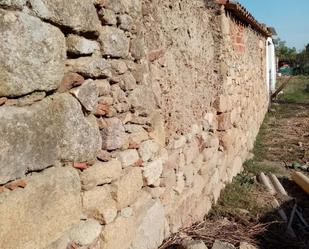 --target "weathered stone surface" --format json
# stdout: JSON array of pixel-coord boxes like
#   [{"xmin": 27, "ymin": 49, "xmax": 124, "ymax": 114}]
[
  {"xmin": 53, "ymin": 94, "xmax": 102, "ymax": 163},
  {"xmin": 111, "ymin": 167, "xmax": 143, "ymax": 209},
  {"xmin": 66, "ymin": 57, "xmax": 112, "ymax": 78},
  {"xmin": 212, "ymin": 240, "xmax": 235, "ymax": 249},
  {"xmin": 129, "ymin": 85, "xmax": 157, "ymax": 112},
  {"xmin": 119, "ymin": 71, "xmax": 137, "ymax": 91},
  {"xmin": 0, "ymin": 0, "xmax": 26, "ymax": 8},
  {"xmin": 98, "ymin": 8, "xmax": 117, "ymax": 25},
  {"xmin": 138, "ymin": 140, "xmax": 160, "ymax": 162},
  {"xmin": 217, "ymin": 112, "xmax": 232, "ymax": 131},
  {"xmin": 81, "ymin": 159, "xmax": 122, "ymax": 190},
  {"xmin": 149, "ymin": 112, "xmax": 166, "ymax": 146},
  {"xmin": 121, "ymin": 207, "xmax": 134, "ymax": 218},
  {"xmin": 130, "ymin": 37, "xmax": 146, "ymax": 60},
  {"xmin": 143, "ymin": 159, "xmax": 163, "ymax": 186},
  {"xmin": 0, "ymin": 167, "xmax": 81, "ymax": 249},
  {"xmin": 0, "ymin": 98, "xmax": 56, "ymax": 184},
  {"xmin": 111, "ymin": 60, "xmax": 128, "ymax": 75},
  {"xmin": 66, "ymin": 35, "xmax": 100, "ymax": 55},
  {"xmin": 130, "ymin": 200, "xmax": 166, "ymax": 249},
  {"xmin": 95, "ymin": 79, "xmax": 111, "ymax": 96},
  {"xmin": 29, "ymin": 0, "xmax": 101, "ymax": 33},
  {"xmin": 101, "ymin": 215, "xmax": 136, "ymax": 249},
  {"xmin": 69, "ymin": 219, "xmax": 102, "ymax": 246},
  {"xmin": 83, "ymin": 185, "xmax": 118, "ymax": 225},
  {"xmin": 0, "ymin": 93, "xmax": 99, "ymax": 183},
  {"xmin": 101, "ymin": 117, "xmax": 126, "ymax": 150},
  {"xmin": 116, "ymin": 149, "xmax": 140, "ymax": 168},
  {"xmin": 58, "ymin": 73, "xmax": 85, "ymax": 93},
  {"xmin": 99, "ymin": 26, "xmax": 130, "ymax": 58},
  {"xmin": 119, "ymin": 14, "xmax": 134, "ymax": 31},
  {"xmin": 70, "ymin": 79, "xmax": 98, "ymax": 112},
  {"xmin": 181, "ymin": 240, "xmax": 208, "ymax": 249},
  {"xmin": 0, "ymin": 10, "xmax": 65, "ymax": 97}
]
